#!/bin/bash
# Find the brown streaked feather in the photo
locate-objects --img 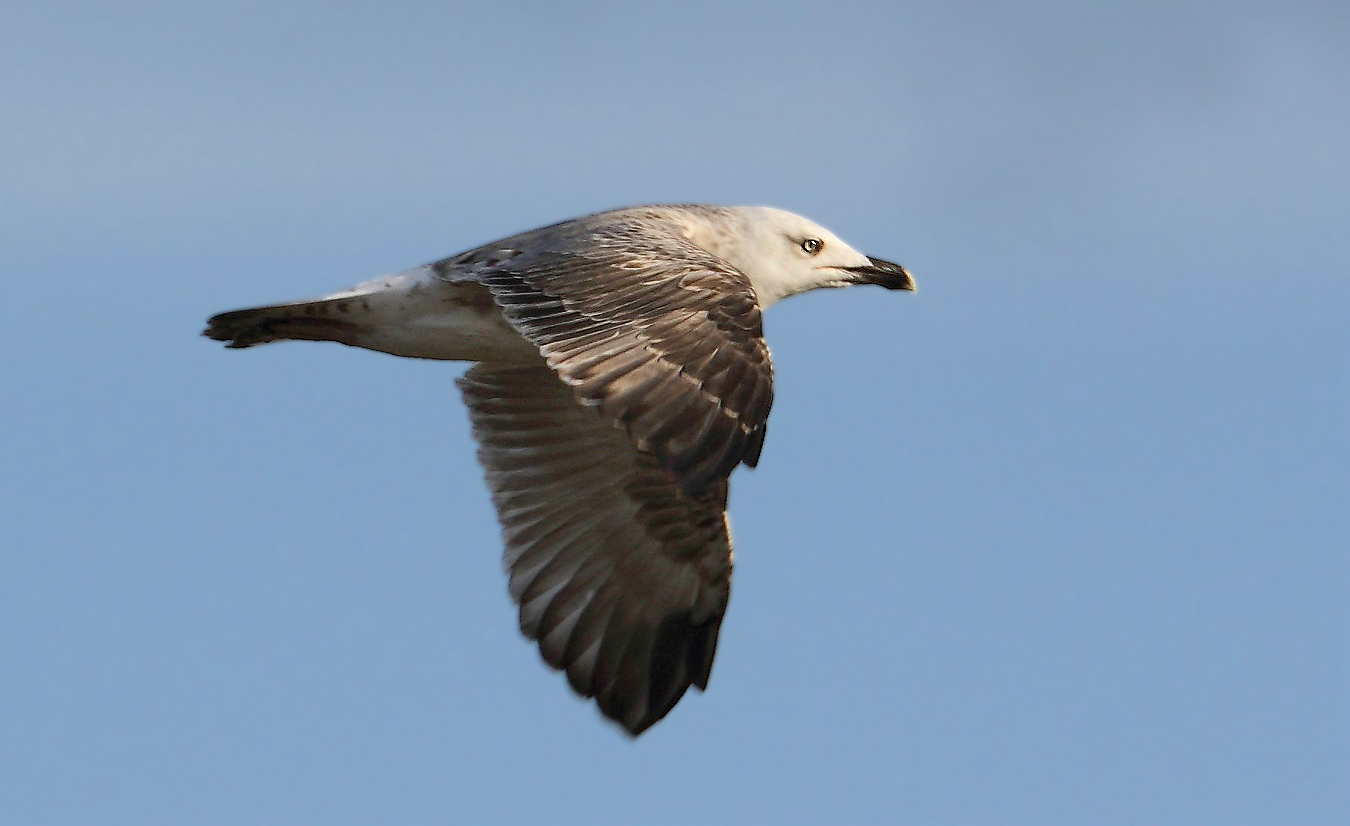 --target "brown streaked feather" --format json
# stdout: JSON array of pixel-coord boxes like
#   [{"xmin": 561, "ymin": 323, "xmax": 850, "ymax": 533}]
[
  {"xmin": 444, "ymin": 207, "xmax": 775, "ymax": 495},
  {"xmin": 457, "ymin": 364, "xmax": 733, "ymax": 736}
]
